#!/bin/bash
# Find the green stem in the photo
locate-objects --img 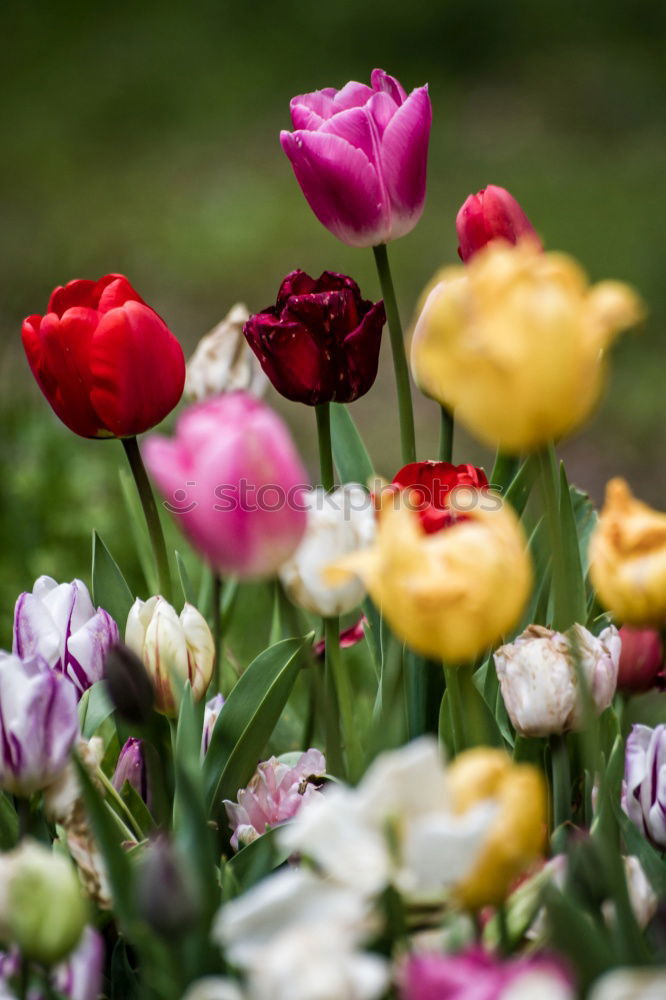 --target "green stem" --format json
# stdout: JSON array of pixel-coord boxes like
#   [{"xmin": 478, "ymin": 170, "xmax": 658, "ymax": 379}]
[
  {"xmin": 212, "ymin": 571, "xmax": 223, "ymax": 693},
  {"xmin": 438, "ymin": 405, "xmax": 454, "ymax": 463},
  {"xmin": 122, "ymin": 436, "xmax": 172, "ymax": 602},
  {"xmin": 550, "ymin": 734, "xmax": 571, "ymax": 832},
  {"xmin": 490, "ymin": 451, "xmax": 520, "ymax": 493},
  {"xmin": 315, "ymin": 404, "xmax": 335, "ymax": 491},
  {"xmin": 325, "ymin": 615, "xmax": 360, "ymax": 780},
  {"xmin": 373, "ymin": 243, "xmax": 416, "ymax": 465},
  {"xmin": 443, "ymin": 664, "xmax": 465, "ymax": 754},
  {"xmin": 496, "ymin": 902, "xmax": 511, "ymax": 956},
  {"xmin": 536, "ymin": 444, "xmax": 569, "ymax": 631}
]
